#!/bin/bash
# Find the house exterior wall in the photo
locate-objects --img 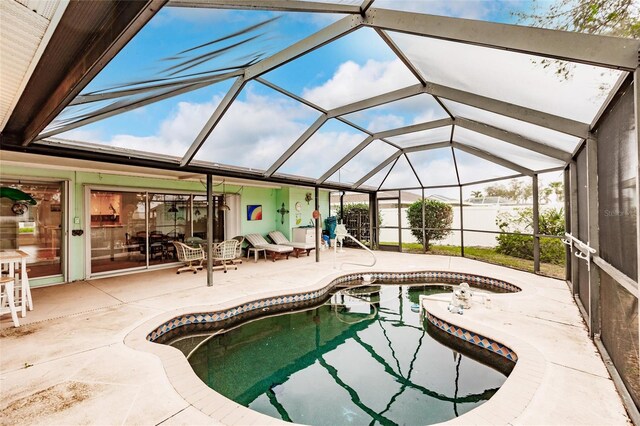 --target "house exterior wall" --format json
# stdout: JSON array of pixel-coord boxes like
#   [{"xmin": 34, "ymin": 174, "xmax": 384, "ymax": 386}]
[{"xmin": 0, "ymin": 162, "xmax": 329, "ymax": 286}]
